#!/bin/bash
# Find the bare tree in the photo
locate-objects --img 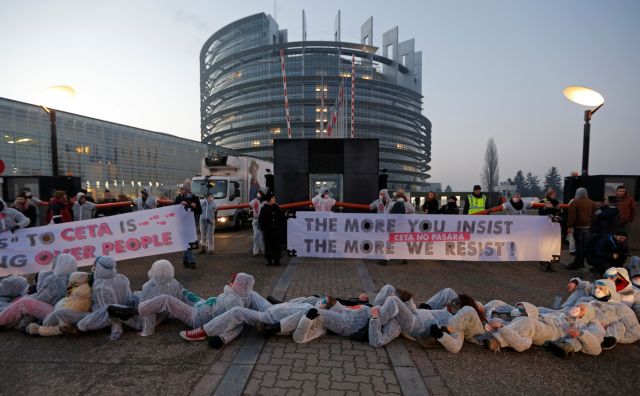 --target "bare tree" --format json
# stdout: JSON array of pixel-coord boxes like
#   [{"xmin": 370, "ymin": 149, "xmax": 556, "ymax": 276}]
[{"xmin": 482, "ymin": 137, "xmax": 499, "ymax": 192}]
